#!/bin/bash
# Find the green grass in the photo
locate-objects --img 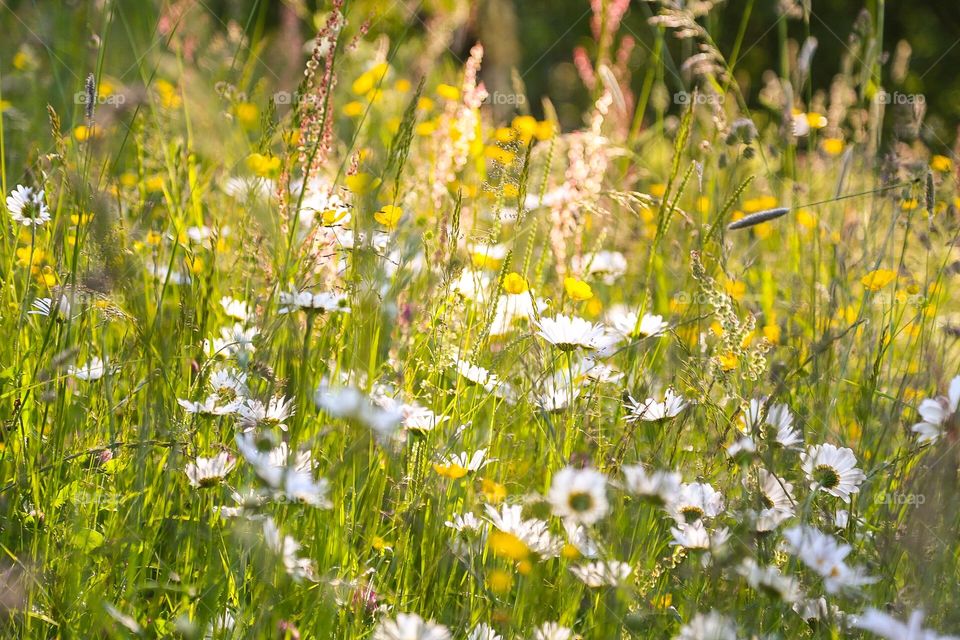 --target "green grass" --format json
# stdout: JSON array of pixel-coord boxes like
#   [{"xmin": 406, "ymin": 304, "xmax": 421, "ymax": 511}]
[{"xmin": 0, "ymin": 1, "xmax": 958, "ymax": 638}]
